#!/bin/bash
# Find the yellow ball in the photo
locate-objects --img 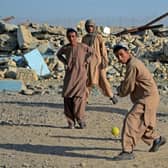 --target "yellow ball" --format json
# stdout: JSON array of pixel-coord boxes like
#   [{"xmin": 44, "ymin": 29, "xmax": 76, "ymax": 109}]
[{"xmin": 111, "ymin": 126, "xmax": 120, "ymax": 137}]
